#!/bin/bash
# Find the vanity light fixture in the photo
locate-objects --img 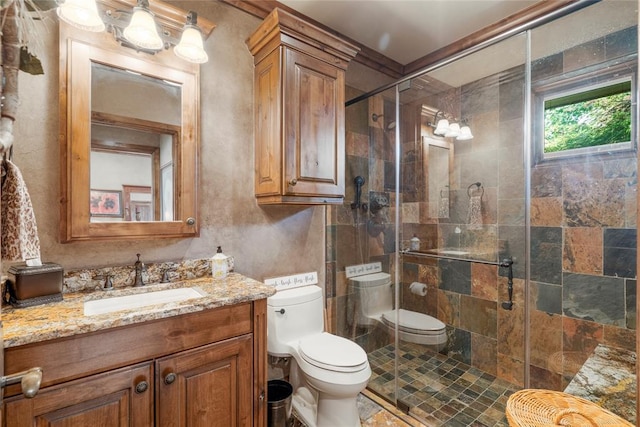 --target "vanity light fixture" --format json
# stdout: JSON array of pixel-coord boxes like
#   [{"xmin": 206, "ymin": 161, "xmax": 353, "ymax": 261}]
[
  {"xmin": 429, "ymin": 110, "xmax": 473, "ymax": 141},
  {"xmin": 457, "ymin": 121, "xmax": 474, "ymax": 140},
  {"xmin": 122, "ymin": 0, "xmax": 164, "ymax": 51},
  {"xmin": 56, "ymin": 0, "xmax": 105, "ymax": 32},
  {"xmin": 56, "ymin": 0, "xmax": 209, "ymax": 64},
  {"xmin": 174, "ymin": 12, "xmax": 209, "ymax": 64}
]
